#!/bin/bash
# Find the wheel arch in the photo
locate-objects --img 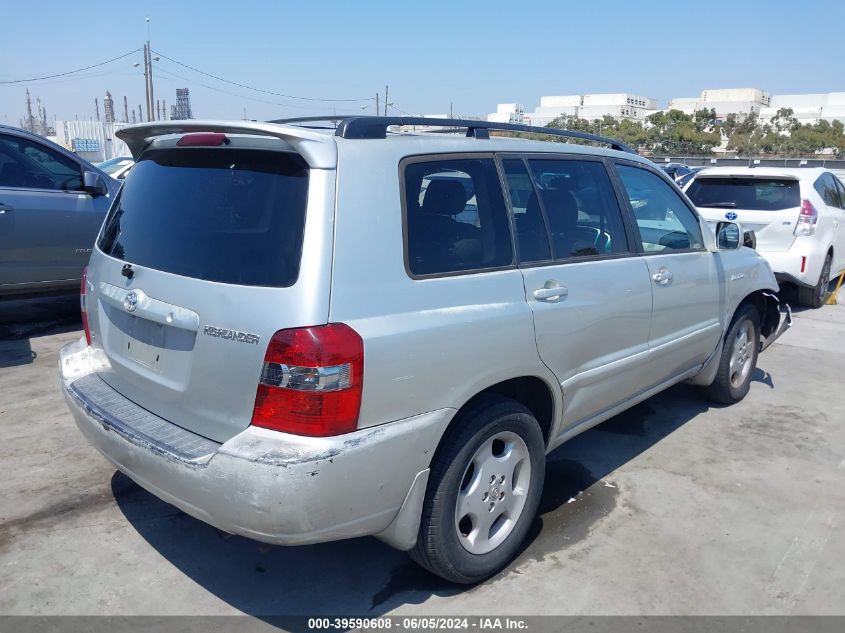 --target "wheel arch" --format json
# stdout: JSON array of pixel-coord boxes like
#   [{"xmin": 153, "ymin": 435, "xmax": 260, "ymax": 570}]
[
  {"xmin": 737, "ymin": 290, "xmax": 778, "ymax": 341},
  {"xmin": 431, "ymin": 375, "xmax": 559, "ymax": 467}
]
